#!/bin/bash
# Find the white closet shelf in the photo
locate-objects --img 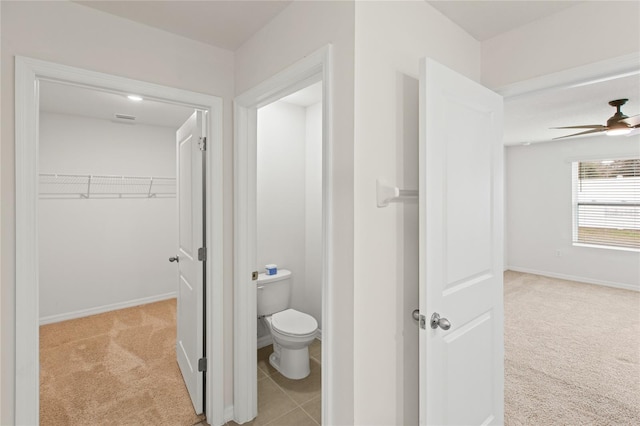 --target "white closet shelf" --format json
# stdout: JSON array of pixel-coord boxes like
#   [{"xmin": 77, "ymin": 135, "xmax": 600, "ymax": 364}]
[{"xmin": 39, "ymin": 173, "xmax": 176, "ymax": 199}]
